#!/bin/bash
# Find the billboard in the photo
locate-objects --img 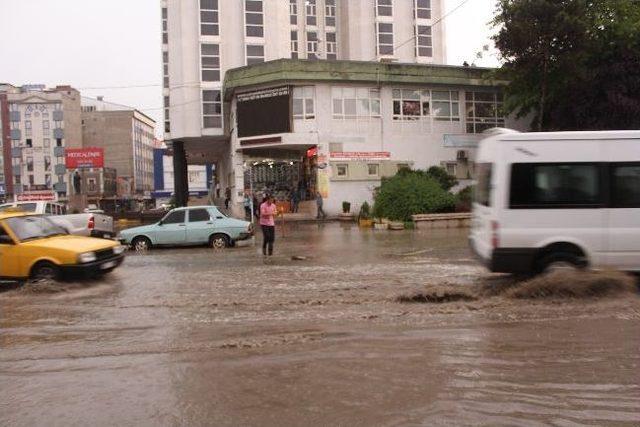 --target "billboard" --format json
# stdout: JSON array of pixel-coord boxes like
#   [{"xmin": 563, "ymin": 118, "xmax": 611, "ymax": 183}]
[
  {"xmin": 237, "ymin": 86, "xmax": 291, "ymax": 138},
  {"xmin": 17, "ymin": 191, "xmax": 56, "ymax": 201},
  {"xmin": 66, "ymin": 148, "xmax": 105, "ymax": 169}
]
